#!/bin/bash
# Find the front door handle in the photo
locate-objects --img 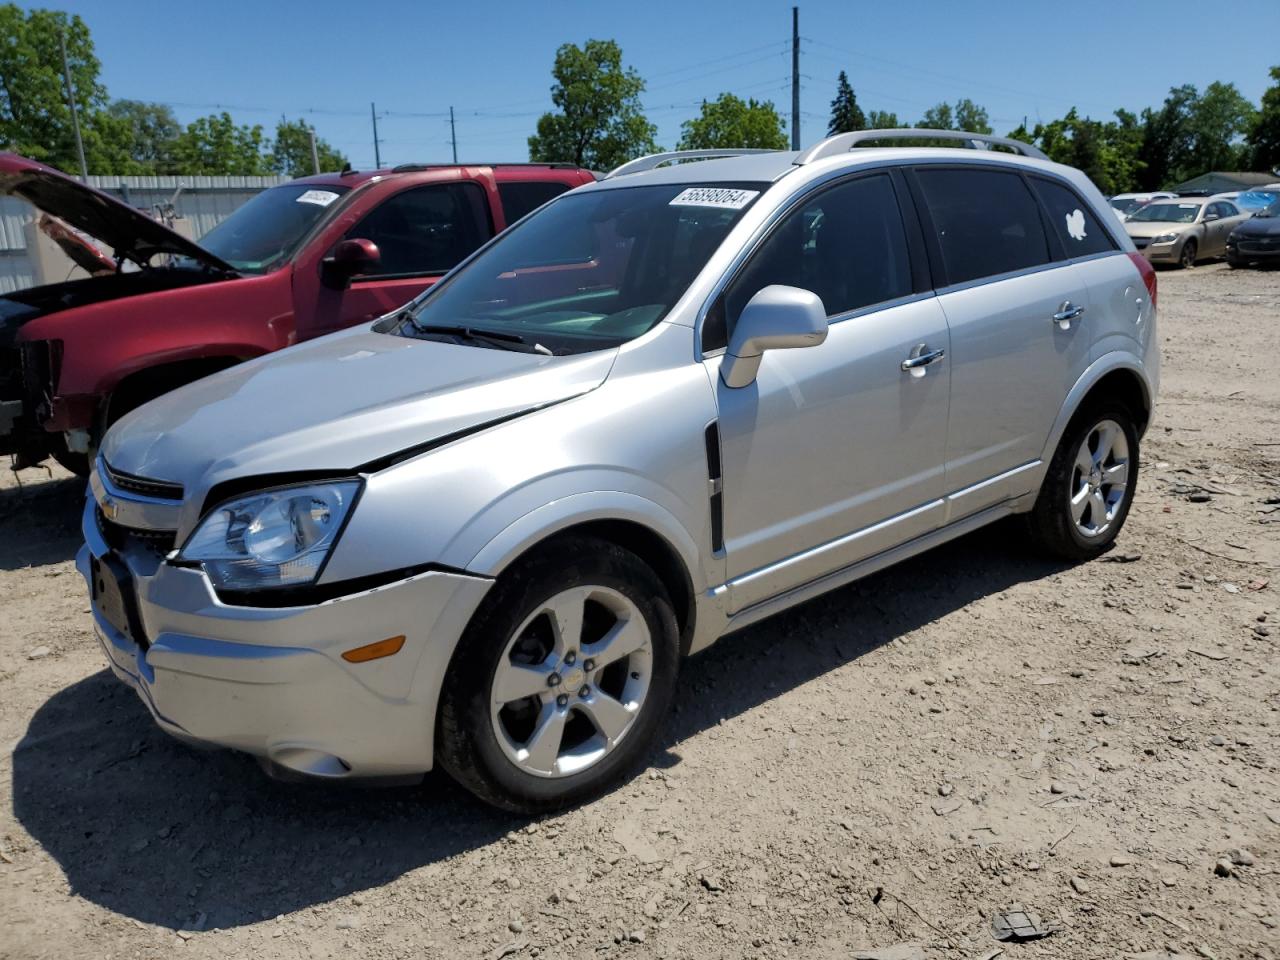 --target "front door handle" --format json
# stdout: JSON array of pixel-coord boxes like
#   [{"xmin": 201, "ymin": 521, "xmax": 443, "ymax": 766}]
[
  {"xmin": 1053, "ymin": 301, "xmax": 1085, "ymax": 329},
  {"xmin": 901, "ymin": 344, "xmax": 946, "ymax": 377}
]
